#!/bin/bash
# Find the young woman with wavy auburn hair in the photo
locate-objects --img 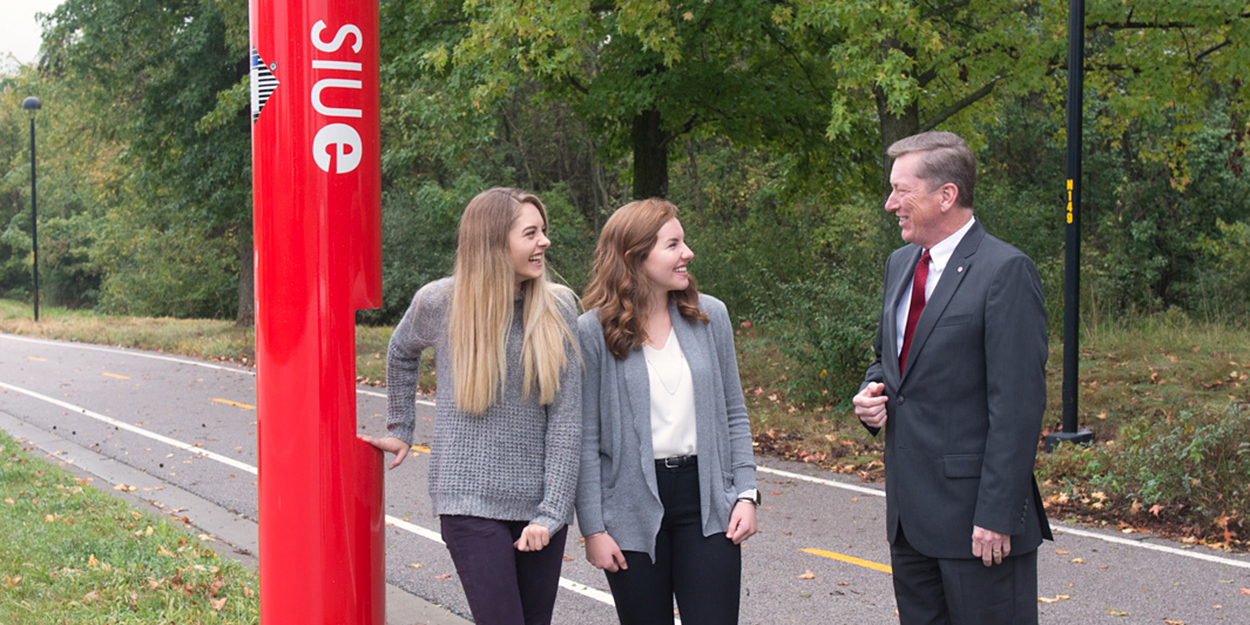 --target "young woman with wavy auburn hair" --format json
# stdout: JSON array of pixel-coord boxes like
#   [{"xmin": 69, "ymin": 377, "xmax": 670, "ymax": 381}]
[
  {"xmin": 363, "ymin": 187, "xmax": 582, "ymax": 625},
  {"xmin": 576, "ymin": 198, "xmax": 759, "ymax": 625}
]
